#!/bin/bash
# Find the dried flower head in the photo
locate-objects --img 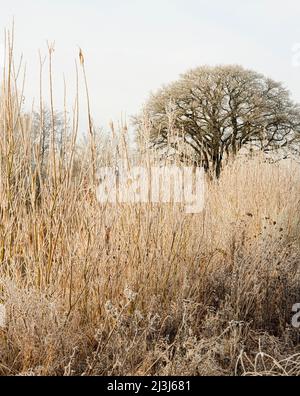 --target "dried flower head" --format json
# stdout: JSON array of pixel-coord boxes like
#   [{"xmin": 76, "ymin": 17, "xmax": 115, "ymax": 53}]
[
  {"xmin": 124, "ymin": 287, "xmax": 137, "ymax": 302},
  {"xmin": 79, "ymin": 48, "xmax": 84, "ymax": 65}
]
